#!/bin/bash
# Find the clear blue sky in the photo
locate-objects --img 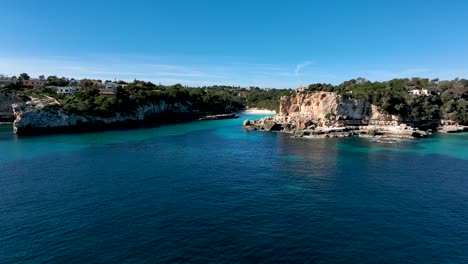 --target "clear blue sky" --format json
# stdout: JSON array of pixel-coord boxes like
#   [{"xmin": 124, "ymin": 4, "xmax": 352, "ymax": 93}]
[{"xmin": 1, "ymin": 0, "xmax": 468, "ymax": 88}]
